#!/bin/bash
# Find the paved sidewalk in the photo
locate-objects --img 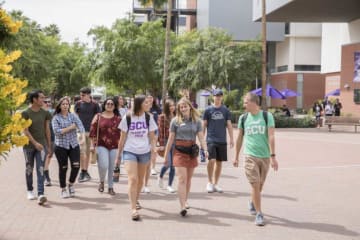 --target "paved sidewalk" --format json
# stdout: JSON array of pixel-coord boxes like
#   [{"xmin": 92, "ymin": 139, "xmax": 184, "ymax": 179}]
[{"xmin": 0, "ymin": 128, "xmax": 359, "ymax": 240}]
